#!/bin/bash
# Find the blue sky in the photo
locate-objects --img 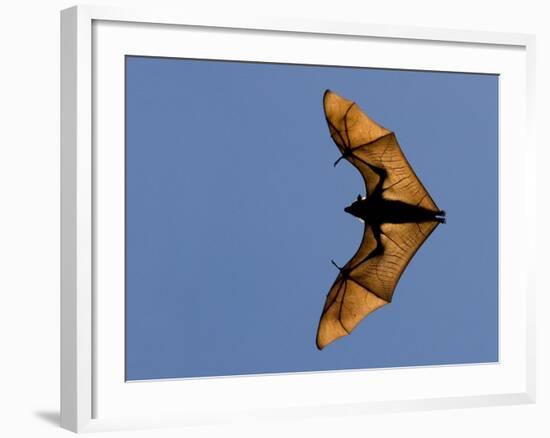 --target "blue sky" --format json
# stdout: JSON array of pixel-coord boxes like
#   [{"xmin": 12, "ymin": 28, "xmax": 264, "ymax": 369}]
[{"xmin": 125, "ymin": 56, "xmax": 498, "ymax": 380}]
